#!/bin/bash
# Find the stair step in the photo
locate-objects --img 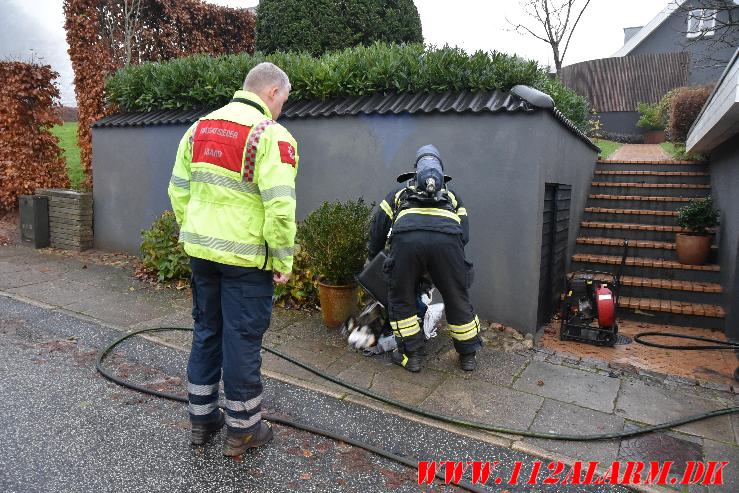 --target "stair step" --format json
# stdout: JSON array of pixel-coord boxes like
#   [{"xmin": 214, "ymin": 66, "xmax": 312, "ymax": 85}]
[
  {"xmin": 577, "ymin": 237, "xmax": 675, "ymax": 250},
  {"xmin": 572, "ymin": 252, "xmax": 720, "ymax": 282},
  {"xmin": 589, "ymin": 194, "xmax": 692, "ymax": 203},
  {"xmin": 585, "ymin": 207, "xmax": 677, "ymax": 217},
  {"xmin": 568, "ymin": 272, "xmax": 722, "ymax": 304},
  {"xmin": 584, "ymin": 207, "xmax": 678, "ymax": 226},
  {"xmin": 591, "ymin": 182, "xmax": 710, "ymax": 198},
  {"xmin": 618, "ymin": 297, "xmax": 725, "ymax": 318},
  {"xmin": 596, "ymin": 161, "xmax": 708, "ymax": 173},
  {"xmin": 587, "ymin": 195, "xmax": 694, "ymax": 212},
  {"xmin": 583, "ymin": 272, "xmax": 722, "ymax": 293},
  {"xmin": 575, "ymin": 236, "xmax": 717, "ymax": 262},
  {"xmin": 579, "ymin": 222, "xmax": 684, "ymax": 242},
  {"xmin": 572, "ymin": 254, "xmax": 720, "ymax": 272},
  {"xmin": 581, "ymin": 221, "xmax": 686, "ymax": 233},
  {"xmin": 592, "ymin": 182, "xmax": 710, "ymax": 189},
  {"xmin": 593, "ymin": 170, "xmax": 710, "ymax": 185}
]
